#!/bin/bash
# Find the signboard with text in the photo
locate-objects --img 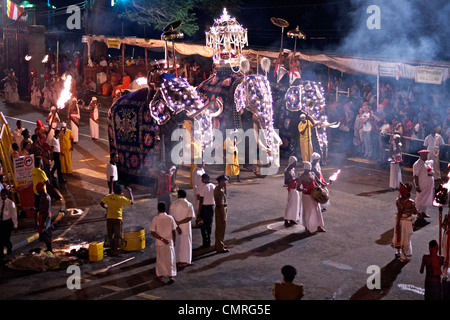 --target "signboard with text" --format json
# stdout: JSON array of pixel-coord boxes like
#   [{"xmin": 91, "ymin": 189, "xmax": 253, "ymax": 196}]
[
  {"xmin": 13, "ymin": 155, "xmax": 34, "ymax": 187},
  {"xmin": 415, "ymin": 67, "xmax": 443, "ymax": 85}
]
